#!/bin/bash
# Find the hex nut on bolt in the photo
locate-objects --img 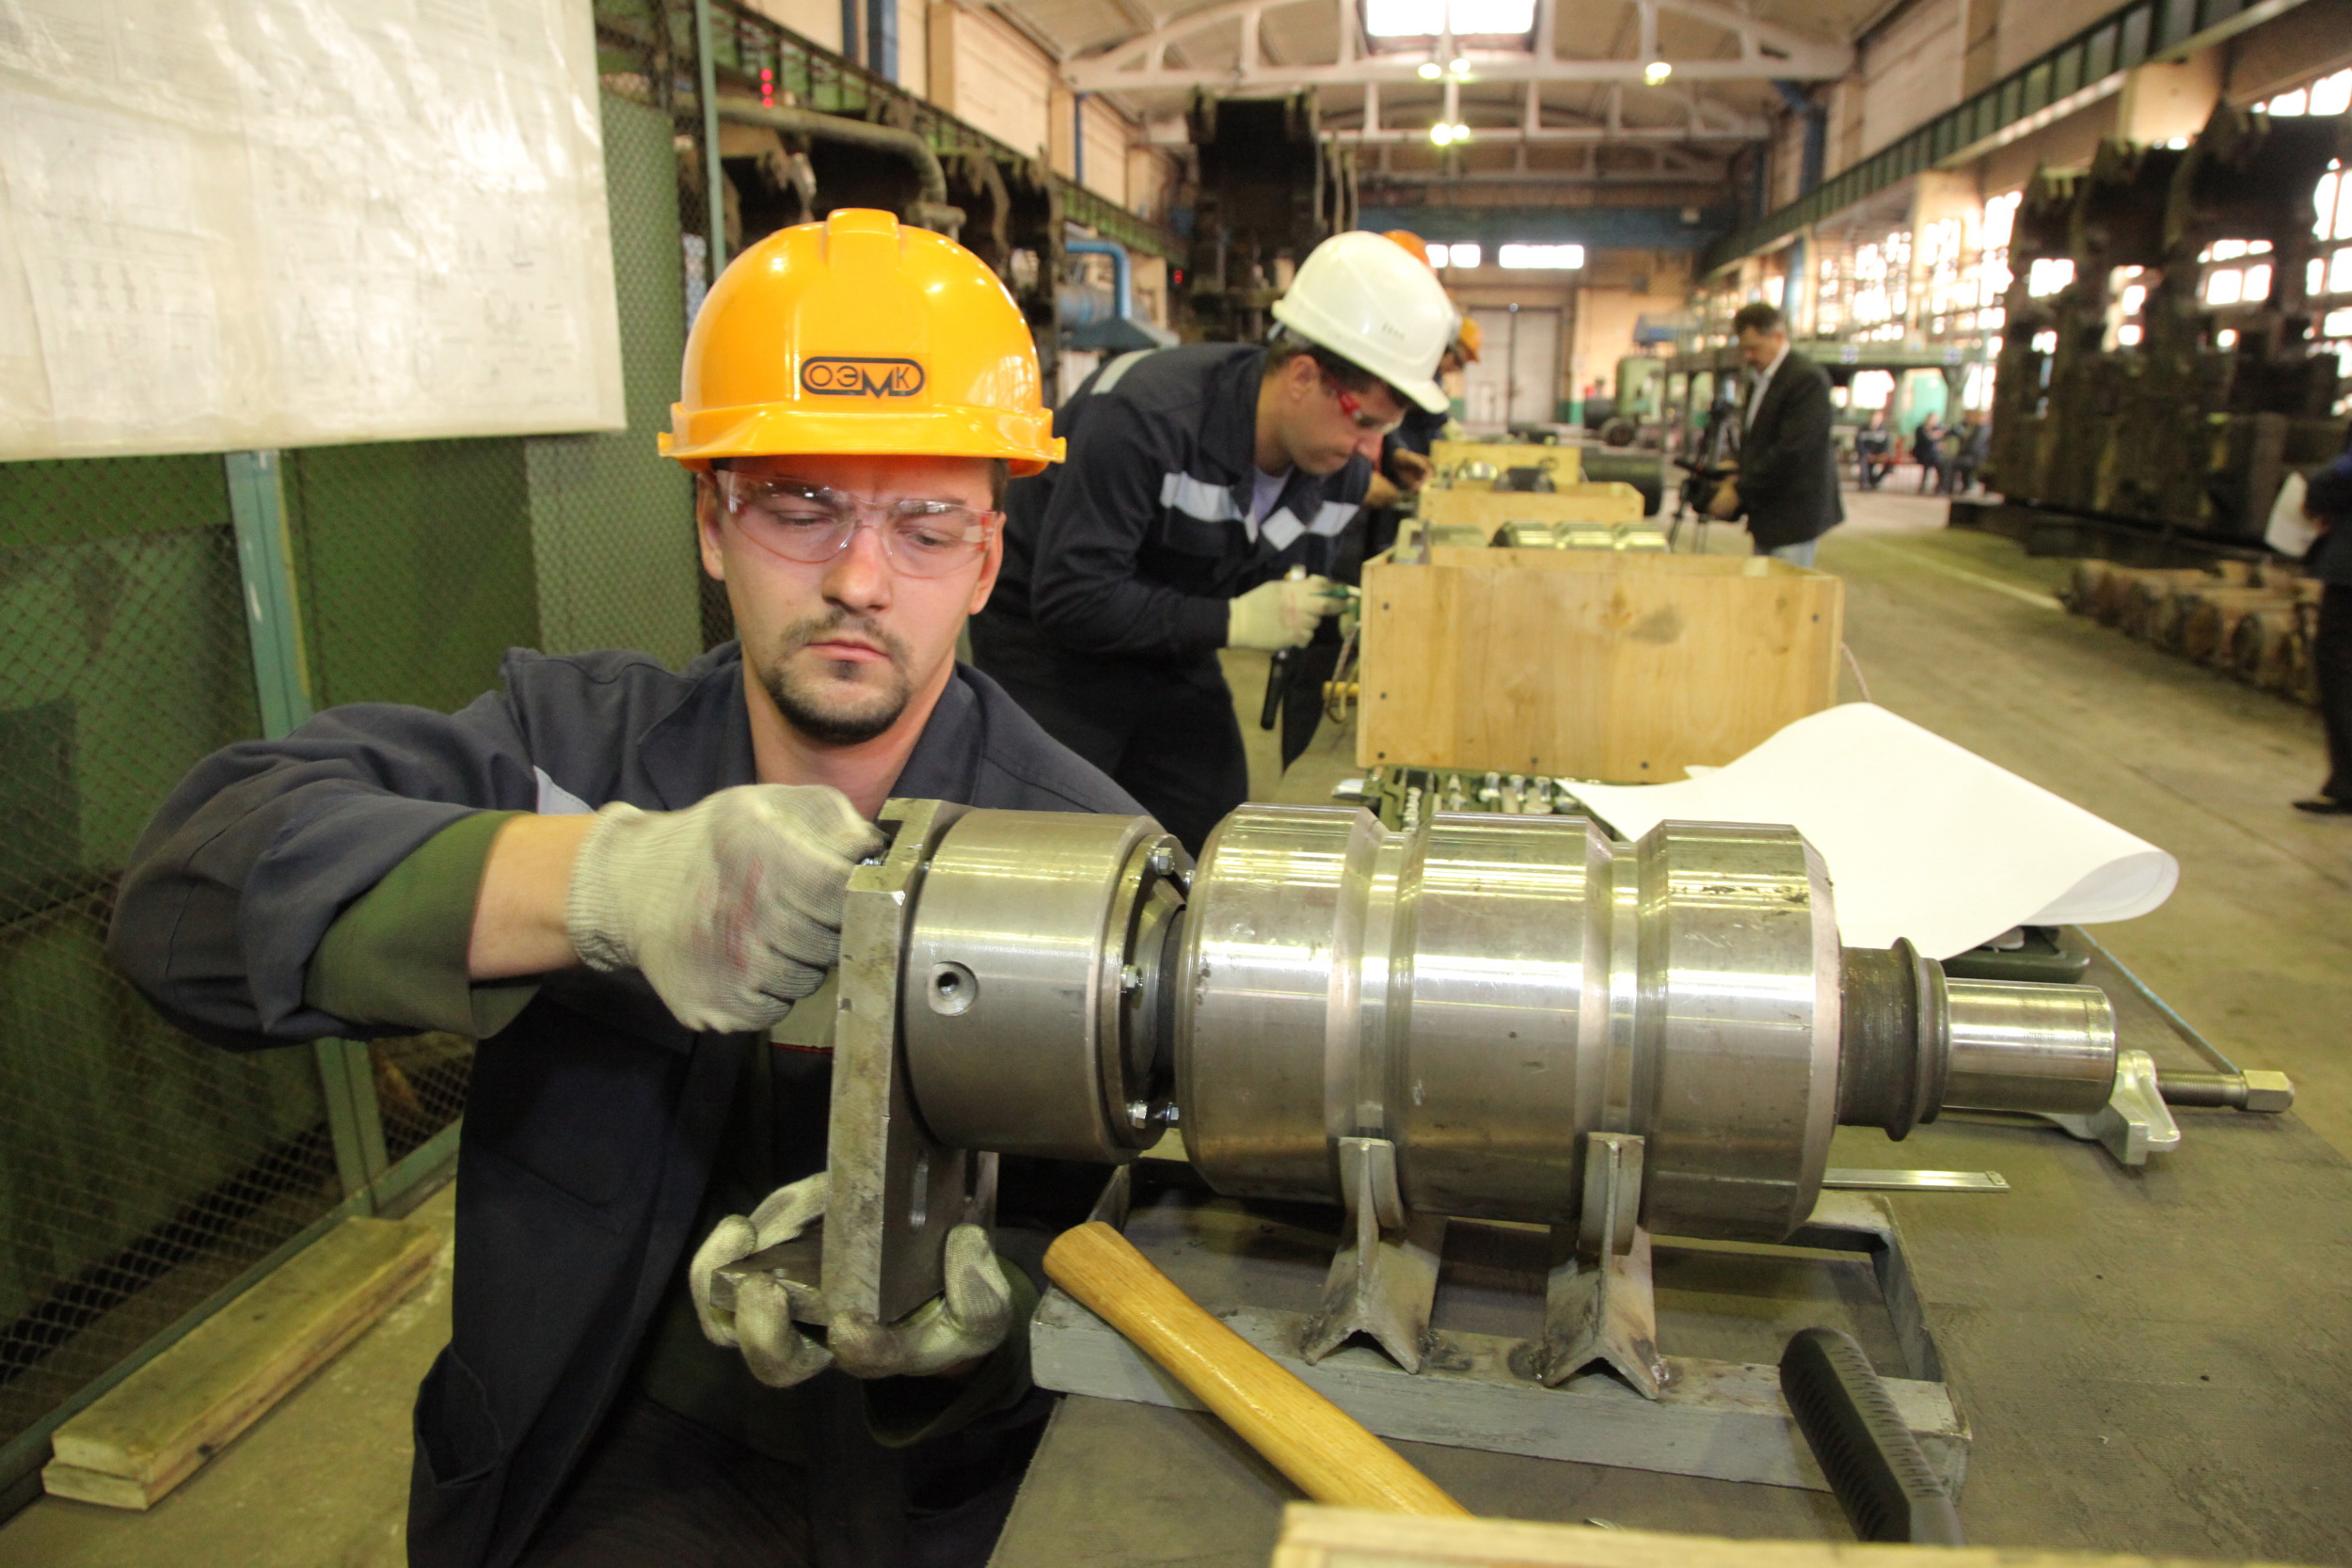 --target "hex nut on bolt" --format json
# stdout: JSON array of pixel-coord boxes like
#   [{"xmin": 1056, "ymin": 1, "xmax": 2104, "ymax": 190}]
[
  {"xmin": 1126, "ymin": 1100, "xmax": 1153, "ymax": 1131},
  {"xmin": 1148, "ymin": 845, "xmax": 1175, "ymax": 877},
  {"xmin": 1120, "ymin": 964, "xmax": 1143, "ymax": 995}
]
